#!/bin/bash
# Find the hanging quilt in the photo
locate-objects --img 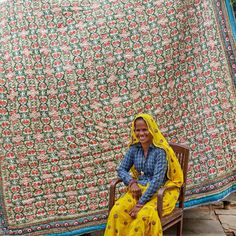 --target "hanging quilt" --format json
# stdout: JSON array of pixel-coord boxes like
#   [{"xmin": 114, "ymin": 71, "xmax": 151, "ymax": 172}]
[{"xmin": 0, "ymin": 0, "xmax": 235, "ymax": 235}]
